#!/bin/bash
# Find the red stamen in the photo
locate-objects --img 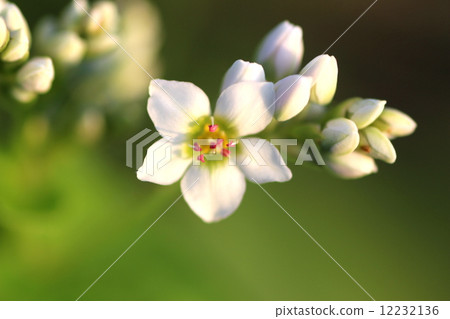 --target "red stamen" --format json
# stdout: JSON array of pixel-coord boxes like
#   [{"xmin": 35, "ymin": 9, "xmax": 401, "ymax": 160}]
[
  {"xmin": 197, "ymin": 154, "xmax": 205, "ymax": 163},
  {"xmin": 209, "ymin": 124, "xmax": 218, "ymax": 132},
  {"xmin": 222, "ymin": 149, "xmax": 230, "ymax": 157}
]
